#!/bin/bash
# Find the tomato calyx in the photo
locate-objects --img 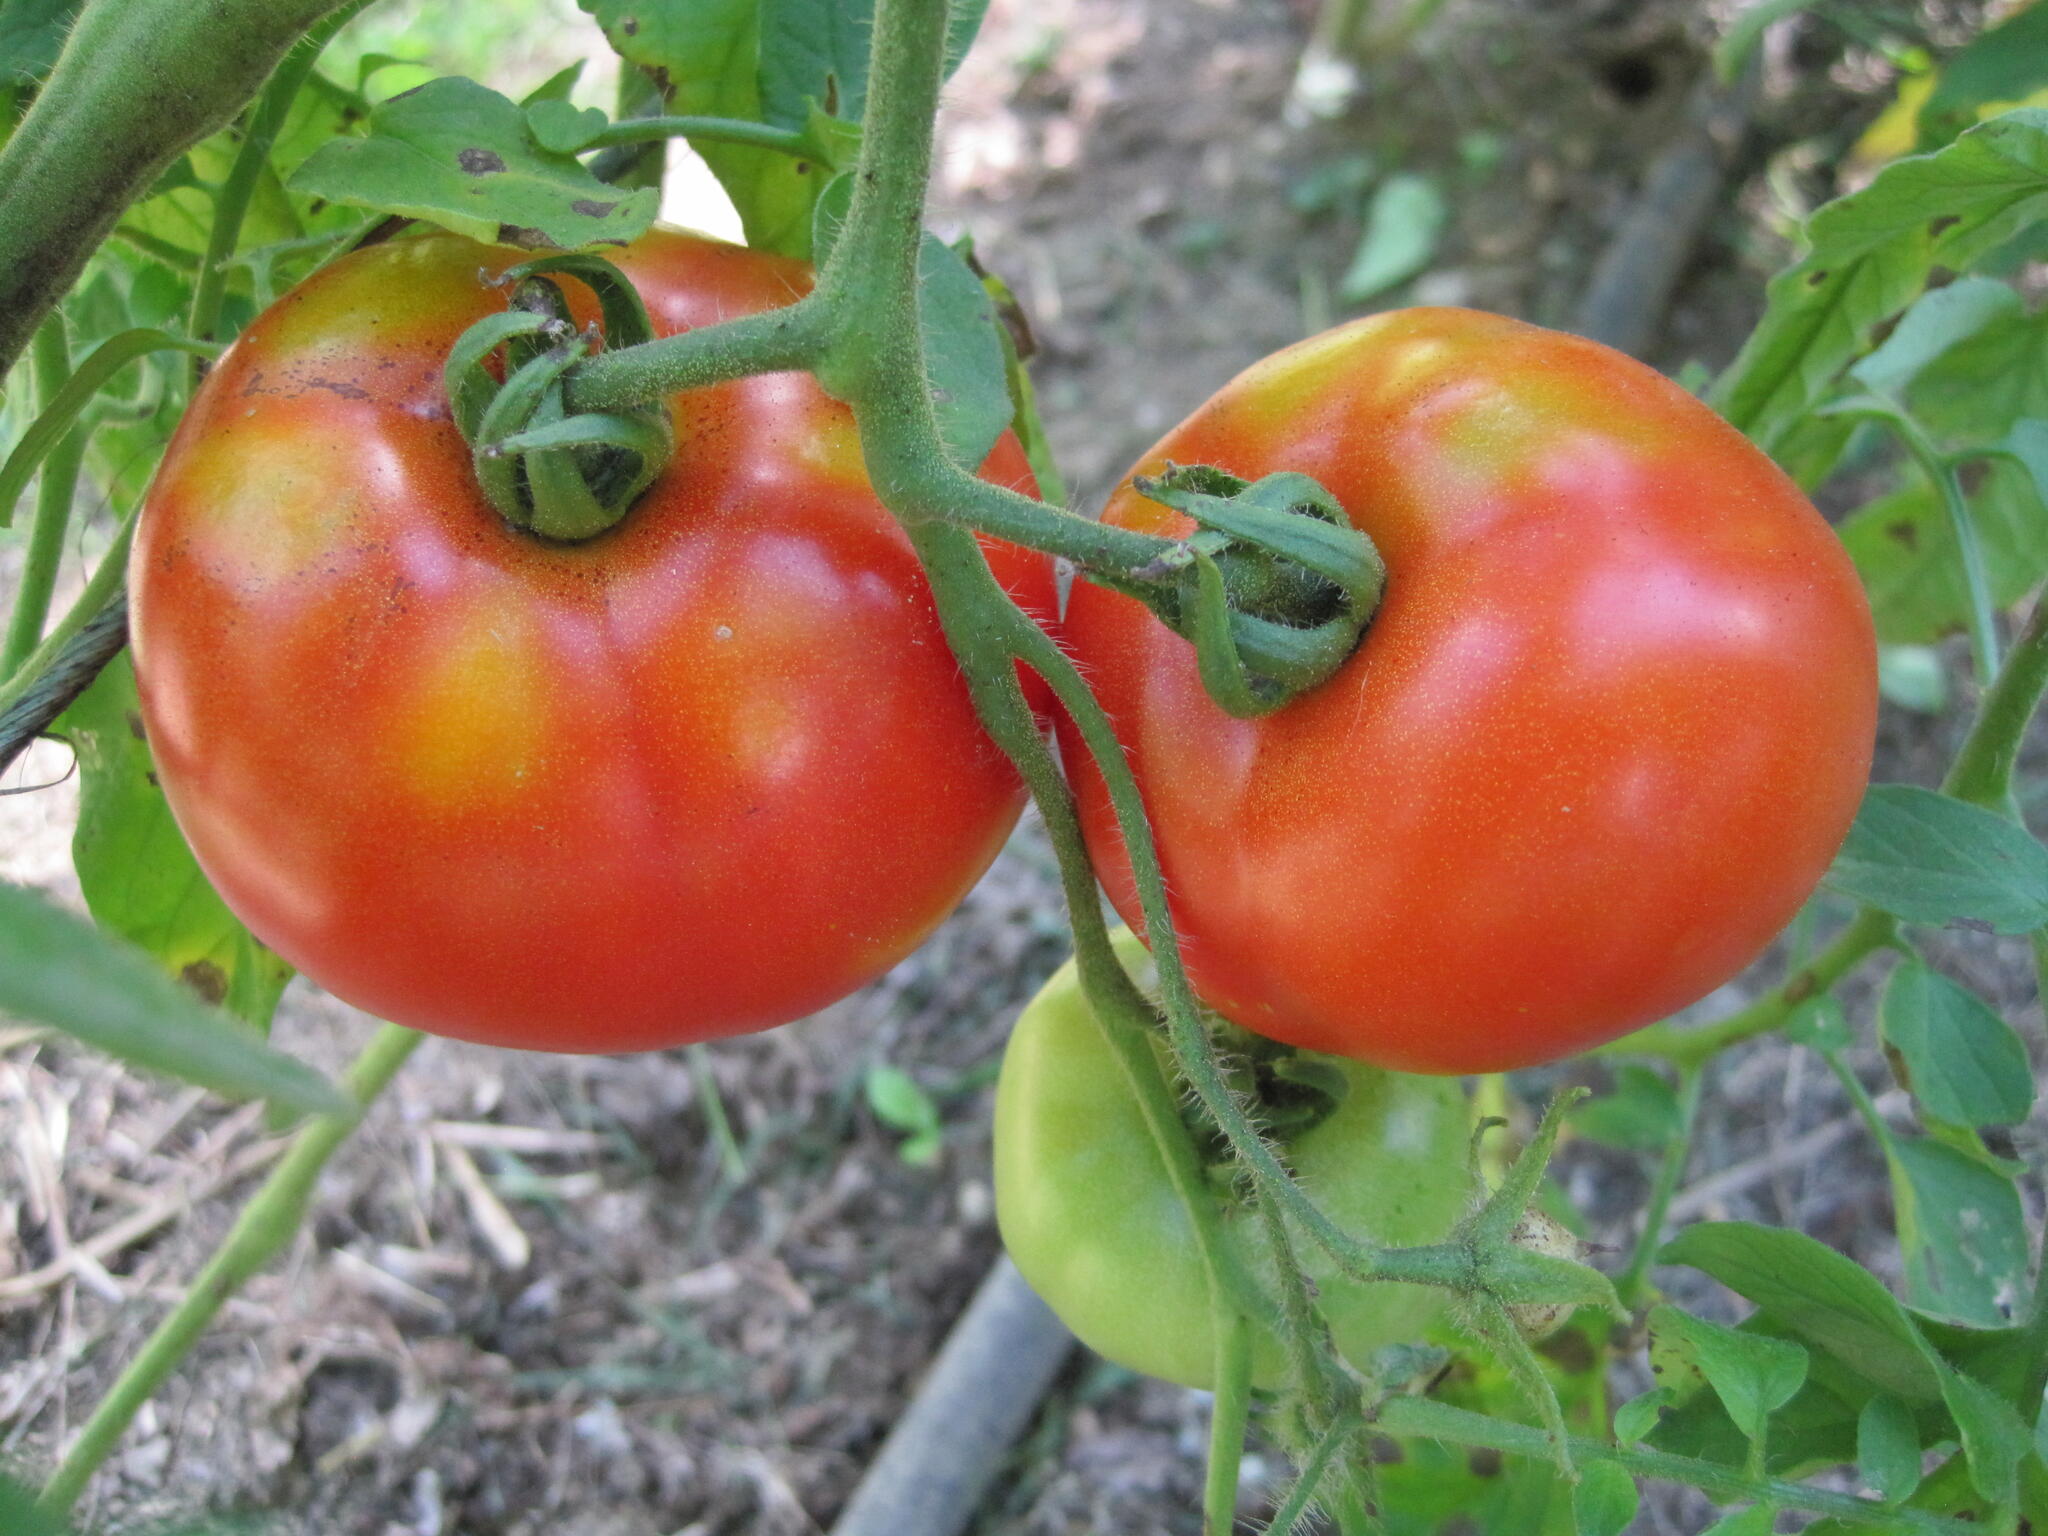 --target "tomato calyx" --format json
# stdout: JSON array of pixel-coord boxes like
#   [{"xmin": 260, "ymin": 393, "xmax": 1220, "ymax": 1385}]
[
  {"xmin": 1184, "ymin": 1026, "xmax": 1352, "ymax": 1187},
  {"xmin": 1088, "ymin": 463, "xmax": 1386, "ymax": 717},
  {"xmin": 444, "ymin": 253, "xmax": 675, "ymax": 543}
]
